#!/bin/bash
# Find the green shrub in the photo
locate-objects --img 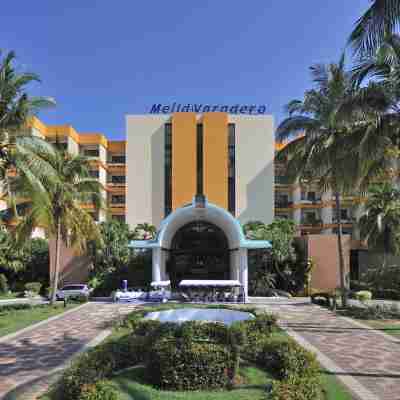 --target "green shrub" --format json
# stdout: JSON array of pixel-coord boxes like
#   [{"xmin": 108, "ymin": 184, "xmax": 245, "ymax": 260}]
[
  {"xmin": 79, "ymin": 380, "xmax": 118, "ymax": 400},
  {"xmin": 147, "ymin": 338, "xmax": 235, "ymax": 390},
  {"xmin": 355, "ymin": 290, "xmax": 372, "ymax": 302},
  {"xmin": 24, "ymin": 282, "xmax": 42, "ymax": 294},
  {"xmin": 258, "ymin": 337, "xmax": 320, "ymax": 381},
  {"xmin": 269, "ymin": 375, "xmax": 322, "ymax": 400},
  {"xmin": 56, "ymin": 346, "xmax": 118, "ymax": 400},
  {"xmin": 0, "ymin": 273, "xmax": 9, "ymax": 294},
  {"xmin": 232, "ymin": 313, "xmax": 277, "ymax": 361},
  {"xmin": 55, "ymin": 334, "xmax": 147, "ymax": 400}
]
